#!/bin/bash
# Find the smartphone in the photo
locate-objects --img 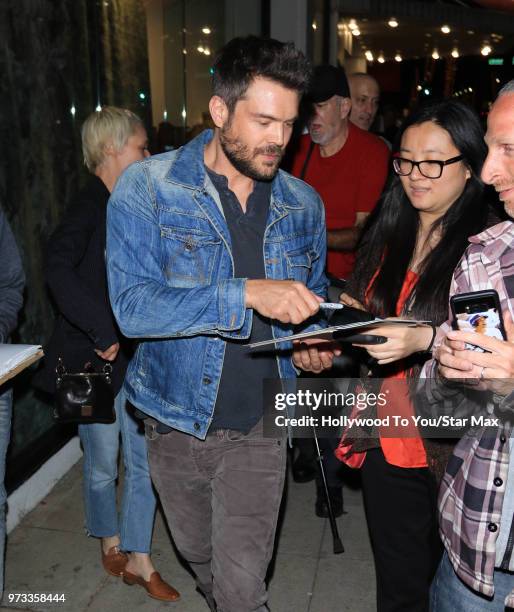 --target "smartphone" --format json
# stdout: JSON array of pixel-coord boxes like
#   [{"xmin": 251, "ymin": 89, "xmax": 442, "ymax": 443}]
[{"xmin": 450, "ymin": 289, "xmax": 506, "ymax": 351}]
